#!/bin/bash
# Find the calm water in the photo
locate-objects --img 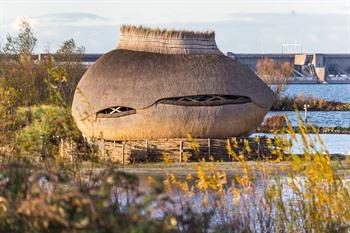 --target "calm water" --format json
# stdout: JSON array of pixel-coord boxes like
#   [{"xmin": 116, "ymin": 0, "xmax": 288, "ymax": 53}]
[
  {"xmin": 266, "ymin": 111, "xmax": 350, "ymax": 128},
  {"xmin": 268, "ymin": 84, "xmax": 350, "ymax": 128},
  {"xmin": 252, "ymin": 133, "xmax": 350, "ymax": 155},
  {"xmin": 265, "ymin": 84, "xmax": 350, "ymax": 154},
  {"xmin": 282, "ymin": 84, "xmax": 350, "ymax": 103}
]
